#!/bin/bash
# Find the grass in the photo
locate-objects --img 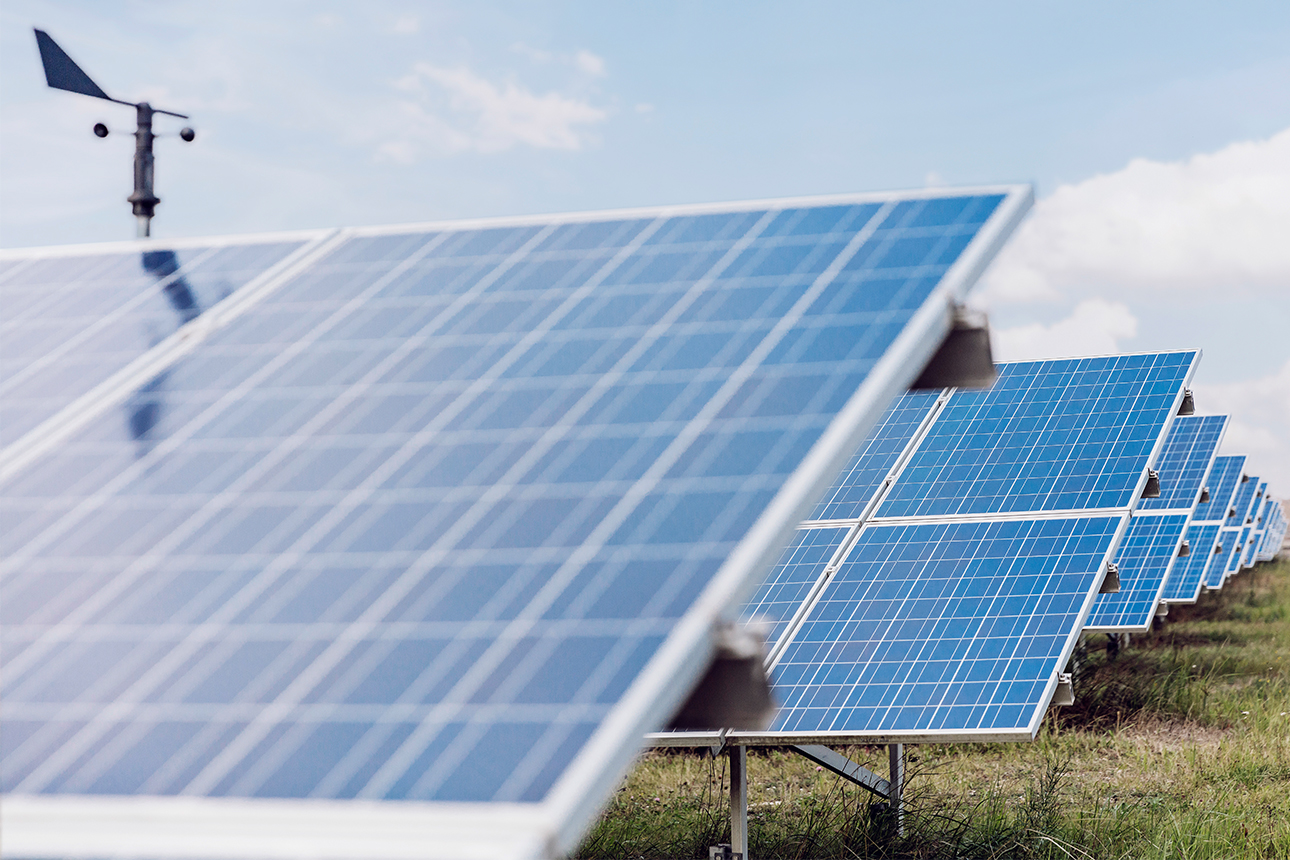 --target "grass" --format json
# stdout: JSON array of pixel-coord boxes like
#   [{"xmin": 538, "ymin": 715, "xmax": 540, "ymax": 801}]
[{"xmin": 575, "ymin": 557, "xmax": 1290, "ymax": 859}]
